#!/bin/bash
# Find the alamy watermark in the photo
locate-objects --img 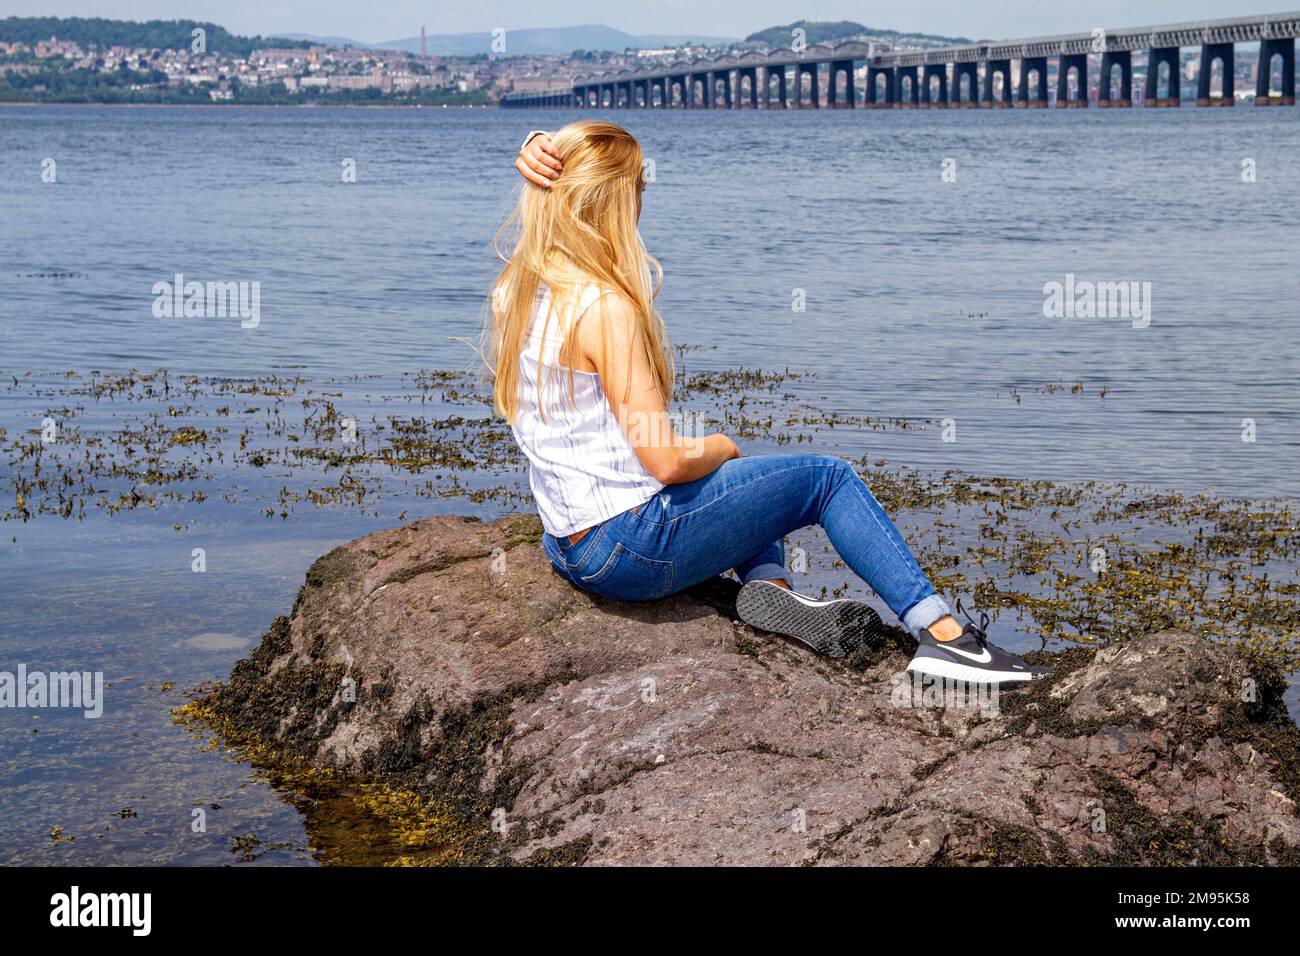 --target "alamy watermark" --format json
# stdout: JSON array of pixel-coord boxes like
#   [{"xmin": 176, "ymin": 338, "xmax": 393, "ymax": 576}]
[
  {"xmin": 619, "ymin": 407, "xmax": 714, "ymax": 459},
  {"xmin": 49, "ymin": 886, "xmax": 150, "ymax": 936},
  {"xmin": 1043, "ymin": 273, "xmax": 1151, "ymax": 329},
  {"xmin": 889, "ymin": 670, "xmax": 1000, "ymax": 717},
  {"xmin": 1, "ymin": 664, "xmax": 104, "ymax": 718},
  {"xmin": 152, "ymin": 273, "xmax": 260, "ymax": 328}
]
